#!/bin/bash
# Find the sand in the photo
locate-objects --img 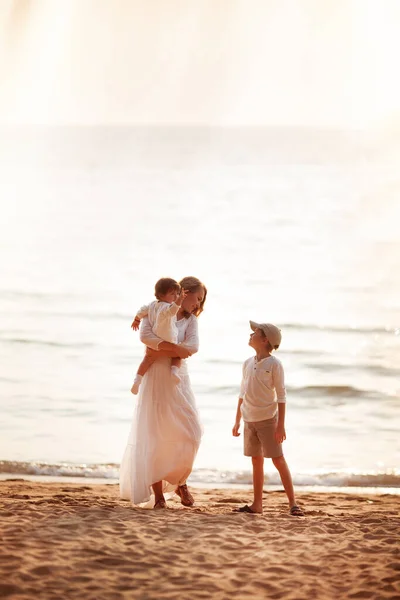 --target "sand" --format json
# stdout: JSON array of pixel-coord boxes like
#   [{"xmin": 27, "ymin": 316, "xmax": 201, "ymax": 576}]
[{"xmin": 1, "ymin": 480, "xmax": 399, "ymax": 600}]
